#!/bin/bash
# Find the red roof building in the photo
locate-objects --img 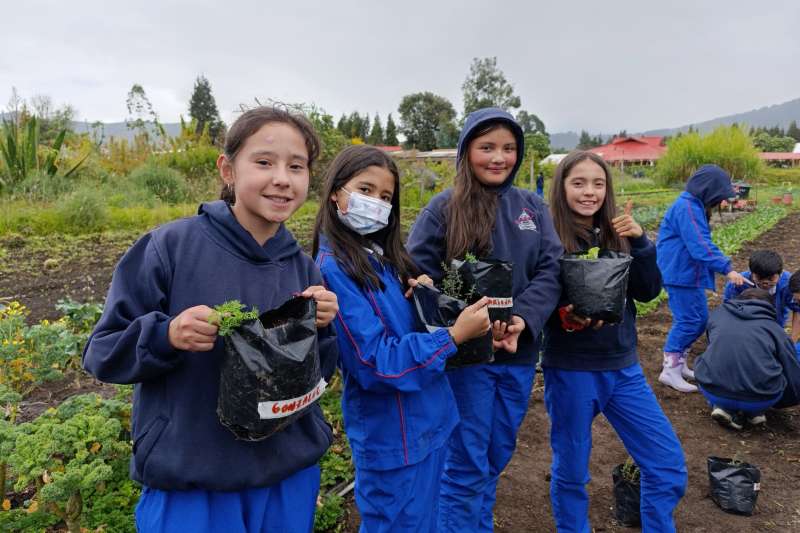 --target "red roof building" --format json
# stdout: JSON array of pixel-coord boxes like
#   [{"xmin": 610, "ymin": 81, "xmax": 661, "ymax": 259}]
[
  {"xmin": 758, "ymin": 152, "xmax": 800, "ymax": 167},
  {"xmin": 588, "ymin": 136, "xmax": 666, "ymax": 166}
]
